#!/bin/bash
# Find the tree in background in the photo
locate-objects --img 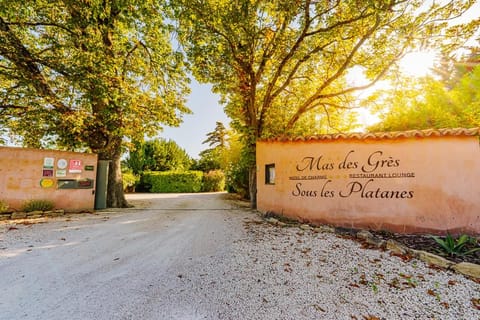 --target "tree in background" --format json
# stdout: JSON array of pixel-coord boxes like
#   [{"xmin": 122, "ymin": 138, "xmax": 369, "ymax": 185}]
[
  {"xmin": 203, "ymin": 121, "xmax": 228, "ymax": 149},
  {"xmin": 125, "ymin": 139, "xmax": 192, "ymax": 174},
  {"xmin": 0, "ymin": 0, "xmax": 190, "ymax": 207},
  {"xmin": 367, "ymin": 48, "xmax": 480, "ymax": 132},
  {"xmin": 171, "ymin": 0, "xmax": 478, "ymax": 207},
  {"xmin": 193, "ymin": 121, "xmax": 229, "ymax": 172}
]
